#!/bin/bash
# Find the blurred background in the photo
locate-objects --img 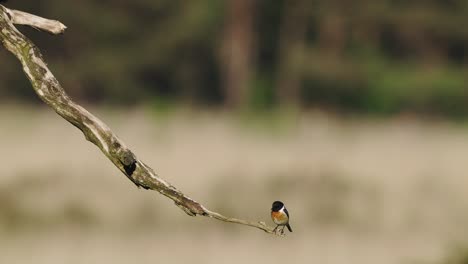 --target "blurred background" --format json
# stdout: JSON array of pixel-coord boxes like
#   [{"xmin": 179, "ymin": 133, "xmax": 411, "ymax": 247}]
[{"xmin": 1, "ymin": 0, "xmax": 468, "ymax": 263}]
